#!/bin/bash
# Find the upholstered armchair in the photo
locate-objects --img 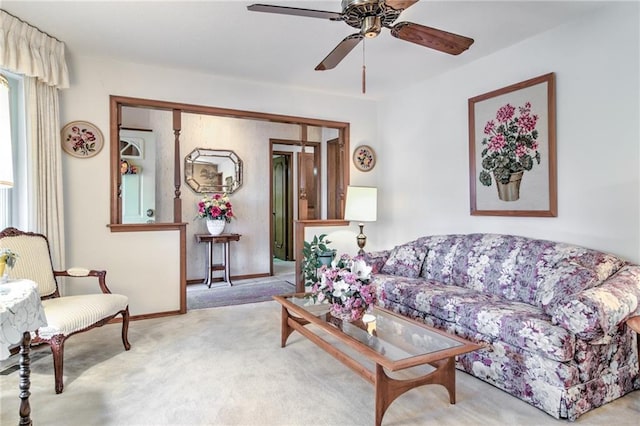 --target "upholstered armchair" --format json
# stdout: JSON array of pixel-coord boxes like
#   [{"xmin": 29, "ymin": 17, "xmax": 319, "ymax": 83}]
[{"xmin": 0, "ymin": 227, "xmax": 131, "ymax": 393}]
